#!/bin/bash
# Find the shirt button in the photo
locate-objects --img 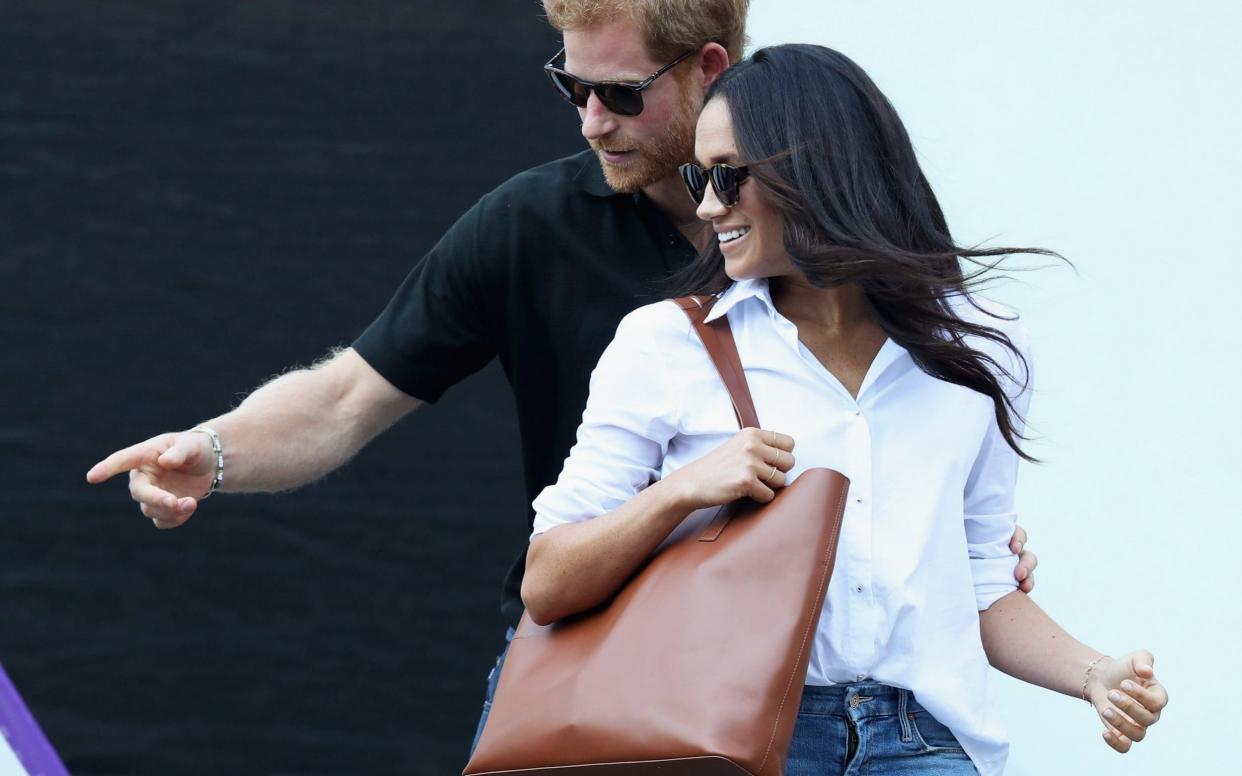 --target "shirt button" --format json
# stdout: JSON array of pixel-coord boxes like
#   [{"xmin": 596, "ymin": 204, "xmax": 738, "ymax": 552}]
[
  {"xmin": 855, "ymin": 497, "xmax": 864, "ymax": 504},
  {"xmin": 854, "ymin": 410, "xmax": 861, "ymax": 417},
  {"xmin": 854, "ymin": 585, "xmax": 864, "ymax": 594}
]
